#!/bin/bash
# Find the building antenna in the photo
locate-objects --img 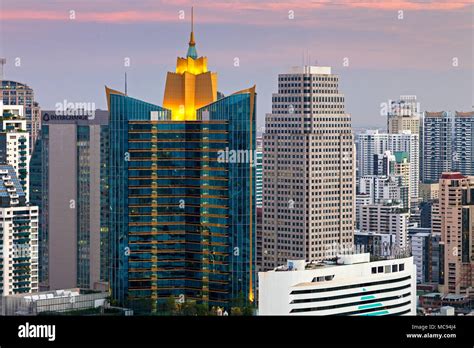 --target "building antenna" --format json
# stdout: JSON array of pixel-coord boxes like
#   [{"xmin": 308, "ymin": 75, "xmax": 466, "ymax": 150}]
[
  {"xmin": 0, "ymin": 58, "xmax": 6, "ymax": 80},
  {"xmin": 125, "ymin": 72, "xmax": 128, "ymax": 96}
]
